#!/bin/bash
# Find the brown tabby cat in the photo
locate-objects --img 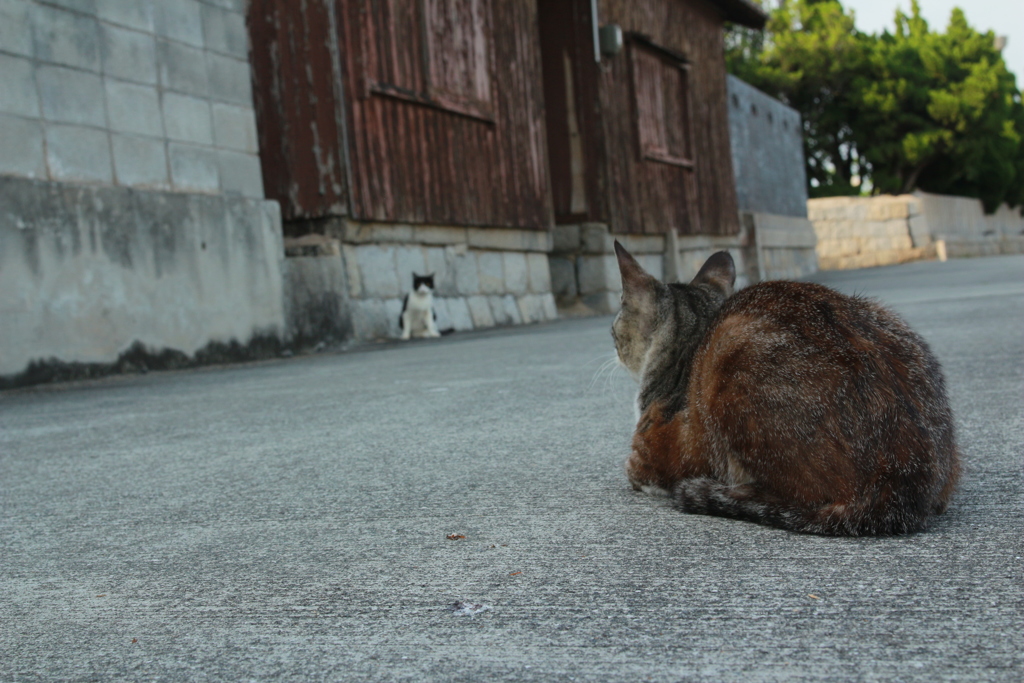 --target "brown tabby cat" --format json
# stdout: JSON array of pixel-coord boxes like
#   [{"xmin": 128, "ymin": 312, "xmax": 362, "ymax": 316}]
[{"xmin": 612, "ymin": 241, "xmax": 959, "ymax": 536}]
